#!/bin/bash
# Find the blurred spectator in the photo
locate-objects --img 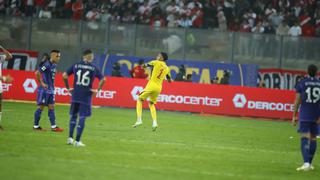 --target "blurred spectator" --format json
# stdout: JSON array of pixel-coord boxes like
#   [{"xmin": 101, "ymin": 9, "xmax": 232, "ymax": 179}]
[
  {"xmin": 85, "ymin": 0, "xmax": 97, "ymax": 15},
  {"xmin": 86, "ymin": 7, "xmax": 100, "ymax": 30},
  {"xmin": 202, "ymin": 1, "xmax": 217, "ymax": 29},
  {"xmin": 211, "ymin": 76, "xmax": 219, "ymax": 84},
  {"xmin": 0, "ymin": 0, "xmax": 5, "ymax": 15},
  {"xmin": 111, "ymin": 62, "xmax": 122, "ymax": 77},
  {"xmin": 174, "ymin": 65, "xmax": 186, "ymax": 81},
  {"xmin": 220, "ymin": 70, "xmax": 231, "ymax": 85},
  {"xmin": 72, "ymin": 0, "xmax": 84, "ymax": 20},
  {"xmin": 178, "ymin": 15, "xmax": 192, "ymax": 28},
  {"xmin": 190, "ymin": 3, "xmax": 203, "ymax": 28},
  {"xmin": 264, "ymin": 21, "xmax": 275, "ymax": 34},
  {"xmin": 257, "ymin": 79, "xmax": 266, "ymax": 88},
  {"xmin": 217, "ymin": 6, "xmax": 227, "ymax": 31},
  {"xmin": 276, "ymin": 21, "xmax": 289, "ymax": 36},
  {"xmin": 302, "ymin": 21, "xmax": 316, "ymax": 37},
  {"xmin": 185, "ymin": 74, "xmax": 192, "ymax": 82},
  {"xmin": 130, "ymin": 59, "xmax": 148, "ymax": 79},
  {"xmin": 39, "ymin": 6, "xmax": 52, "ymax": 19},
  {"xmin": 63, "ymin": 0, "xmax": 73, "ymax": 18},
  {"xmin": 289, "ymin": 21, "xmax": 302, "ymax": 37},
  {"xmin": 100, "ymin": 6, "xmax": 112, "ymax": 23},
  {"xmin": 0, "ymin": 0, "xmax": 319, "ymax": 39},
  {"xmin": 26, "ymin": 0, "xmax": 35, "ymax": 17}
]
